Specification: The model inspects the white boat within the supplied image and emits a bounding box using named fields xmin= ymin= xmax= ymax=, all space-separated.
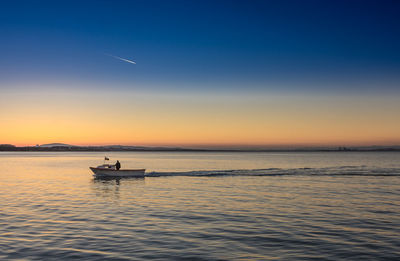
xmin=90 ymin=164 xmax=145 ymax=177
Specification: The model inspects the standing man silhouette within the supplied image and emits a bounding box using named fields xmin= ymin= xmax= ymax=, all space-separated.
xmin=115 ymin=160 xmax=121 ymax=170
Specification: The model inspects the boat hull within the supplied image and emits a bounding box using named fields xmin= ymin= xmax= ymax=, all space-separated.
xmin=90 ymin=167 xmax=146 ymax=177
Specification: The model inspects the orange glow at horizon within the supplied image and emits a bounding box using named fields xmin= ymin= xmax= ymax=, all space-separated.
xmin=1 ymin=89 xmax=400 ymax=147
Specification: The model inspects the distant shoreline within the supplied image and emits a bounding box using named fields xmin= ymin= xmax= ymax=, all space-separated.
xmin=1 ymin=144 xmax=400 ymax=153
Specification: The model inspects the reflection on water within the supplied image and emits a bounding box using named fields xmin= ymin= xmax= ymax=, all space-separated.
xmin=0 ymin=152 xmax=399 ymax=260
xmin=92 ymin=177 xmax=145 ymax=199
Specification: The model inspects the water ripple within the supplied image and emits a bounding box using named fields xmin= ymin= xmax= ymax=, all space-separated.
xmin=1 ymin=152 xmax=400 ymax=260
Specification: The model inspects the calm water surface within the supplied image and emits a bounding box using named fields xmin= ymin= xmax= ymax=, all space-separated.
xmin=0 ymin=151 xmax=400 ymax=260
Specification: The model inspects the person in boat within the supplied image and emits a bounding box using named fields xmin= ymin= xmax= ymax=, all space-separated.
xmin=115 ymin=160 xmax=121 ymax=170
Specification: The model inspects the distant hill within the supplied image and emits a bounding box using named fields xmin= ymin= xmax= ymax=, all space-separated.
xmin=0 ymin=144 xmax=16 ymax=148
xmin=39 ymin=143 xmax=78 ymax=148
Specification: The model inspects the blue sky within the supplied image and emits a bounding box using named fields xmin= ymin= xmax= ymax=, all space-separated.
xmin=1 ymin=0 xmax=400 ymax=146
xmin=1 ymin=0 xmax=400 ymax=93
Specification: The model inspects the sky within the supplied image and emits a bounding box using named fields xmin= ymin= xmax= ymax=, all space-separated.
xmin=1 ymin=0 xmax=400 ymax=147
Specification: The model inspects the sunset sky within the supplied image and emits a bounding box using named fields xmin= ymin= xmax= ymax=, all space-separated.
xmin=1 ymin=0 xmax=400 ymax=147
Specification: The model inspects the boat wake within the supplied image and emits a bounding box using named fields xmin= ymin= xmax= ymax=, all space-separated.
xmin=146 ymin=166 xmax=400 ymax=177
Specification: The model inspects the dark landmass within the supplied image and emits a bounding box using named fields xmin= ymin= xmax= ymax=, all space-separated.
xmin=1 ymin=143 xmax=400 ymax=152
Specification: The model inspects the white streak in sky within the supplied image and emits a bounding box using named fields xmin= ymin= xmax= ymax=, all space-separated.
xmin=105 ymin=53 xmax=136 ymax=64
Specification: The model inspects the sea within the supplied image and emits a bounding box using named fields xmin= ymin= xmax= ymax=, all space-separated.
xmin=0 ymin=151 xmax=399 ymax=260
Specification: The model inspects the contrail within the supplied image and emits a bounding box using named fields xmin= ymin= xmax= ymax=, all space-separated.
xmin=105 ymin=53 xmax=136 ymax=64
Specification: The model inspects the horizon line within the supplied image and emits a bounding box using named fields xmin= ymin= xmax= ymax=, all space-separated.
xmin=2 ymin=143 xmax=400 ymax=149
